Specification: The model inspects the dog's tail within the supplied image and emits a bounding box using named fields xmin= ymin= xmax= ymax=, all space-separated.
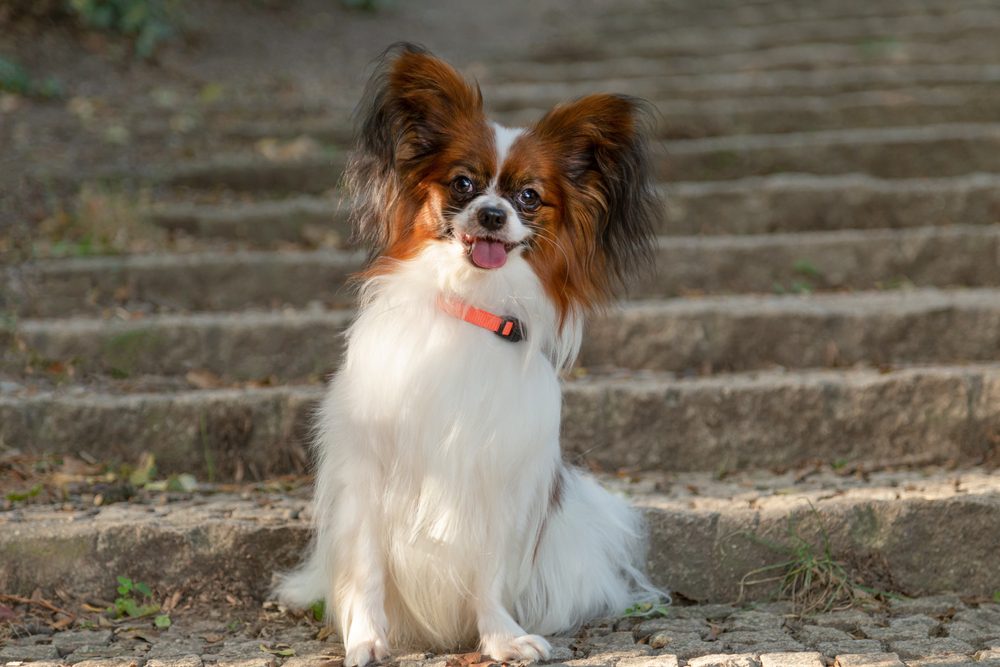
xmin=273 ymin=546 xmax=327 ymax=609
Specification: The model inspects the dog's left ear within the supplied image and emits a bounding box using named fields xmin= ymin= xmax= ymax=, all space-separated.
xmin=532 ymin=94 xmax=658 ymax=289
xmin=347 ymin=43 xmax=485 ymax=254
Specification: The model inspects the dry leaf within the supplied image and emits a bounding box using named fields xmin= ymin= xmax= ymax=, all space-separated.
xmin=186 ymin=369 xmax=224 ymax=389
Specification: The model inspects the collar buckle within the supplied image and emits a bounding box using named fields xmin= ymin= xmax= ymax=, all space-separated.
xmin=495 ymin=315 xmax=525 ymax=343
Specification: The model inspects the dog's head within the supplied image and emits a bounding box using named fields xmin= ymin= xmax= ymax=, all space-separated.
xmin=347 ymin=43 xmax=657 ymax=321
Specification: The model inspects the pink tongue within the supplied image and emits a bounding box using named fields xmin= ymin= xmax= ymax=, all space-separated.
xmin=470 ymin=239 xmax=508 ymax=269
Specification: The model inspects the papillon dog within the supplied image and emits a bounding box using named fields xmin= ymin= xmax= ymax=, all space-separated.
xmin=276 ymin=43 xmax=665 ymax=666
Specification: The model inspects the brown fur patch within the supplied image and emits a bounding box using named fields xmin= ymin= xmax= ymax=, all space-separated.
xmin=348 ymin=44 xmax=496 ymax=277
xmin=503 ymin=94 xmax=657 ymax=324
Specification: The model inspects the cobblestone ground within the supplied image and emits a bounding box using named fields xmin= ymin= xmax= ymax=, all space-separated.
xmin=4 ymin=598 xmax=1000 ymax=667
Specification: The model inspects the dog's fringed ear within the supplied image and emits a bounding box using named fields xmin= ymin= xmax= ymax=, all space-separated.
xmin=346 ymin=43 xmax=485 ymax=255
xmin=532 ymin=94 xmax=658 ymax=292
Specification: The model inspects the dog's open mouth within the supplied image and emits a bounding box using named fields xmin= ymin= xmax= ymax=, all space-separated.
xmin=461 ymin=234 xmax=518 ymax=270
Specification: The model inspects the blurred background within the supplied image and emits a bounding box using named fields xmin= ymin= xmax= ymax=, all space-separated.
xmin=3 ymin=0 xmax=1000 ymax=626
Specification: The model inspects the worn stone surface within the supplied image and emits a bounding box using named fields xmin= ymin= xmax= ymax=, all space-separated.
xmin=758 ymin=653 xmax=824 ymax=667
xmin=579 ymin=288 xmax=1000 ymax=374
xmin=149 ymin=197 xmax=348 ymax=246
xmin=663 ymin=173 xmax=1000 ymax=236
xmin=617 ymin=656 xmax=681 ymax=667
xmin=816 ymin=641 xmax=885 ymax=656
xmin=687 ymin=654 xmax=759 ymax=667
xmin=52 ymin=630 xmax=114 ymax=657
xmin=886 ymin=637 xmax=976 ymax=659
xmin=861 ymin=616 xmax=937 ymax=642
xmin=0 ymin=643 xmax=61 ymax=661
xmin=887 ymin=596 xmax=965 ymax=617
xmin=978 ymin=646 xmax=1000 ymax=660
xmin=833 ymin=654 xmax=905 ymax=667
xmin=4 ymin=473 xmax=1000 ymax=602
xmin=796 ymin=625 xmax=852 ymax=645
xmin=14 ymin=225 xmax=1000 ymax=318
xmin=146 ymin=657 xmax=204 ymax=667
xmin=2 ymin=598 xmax=997 ymax=665
xmin=7 ymin=363 xmax=1000 ymax=480
xmin=658 ymin=124 xmax=1000 ymax=181
xmin=14 ymin=288 xmax=1000 ymax=381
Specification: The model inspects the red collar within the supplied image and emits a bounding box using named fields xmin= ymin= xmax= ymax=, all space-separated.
xmin=437 ymin=296 xmax=526 ymax=343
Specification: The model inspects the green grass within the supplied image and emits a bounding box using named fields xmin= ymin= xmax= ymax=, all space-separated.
xmin=739 ymin=503 xmax=892 ymax=616
xmin=5 ymin=483 xmax=42 ymax=503
xmin=33 ymin=183 xmax=163 ymax=260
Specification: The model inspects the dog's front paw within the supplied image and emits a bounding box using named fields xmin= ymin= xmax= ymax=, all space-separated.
xmin=482 ymin=634 xmax=551 ymax=663
xmin=344 ymin=636 xmax=390 ymax=667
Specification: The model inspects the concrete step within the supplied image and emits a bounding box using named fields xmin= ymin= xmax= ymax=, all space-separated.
xmin=159 ymin=153 xmax=346 ymax=194
xmin=595 ymin=0 xmax=996 ymax=31
xmin=149 ymin=195 xmax=349 ymax=244
xmin=142 ymin=86 xmax=1000 ymax=144
xmin=662 ymin=123 xmax=1000 ymax=181
xmin=136 ymin=85 xmax=1000 ymax=146
xmin=152 ymin=125 xmax=1000 ymax=191
xmin=10 ymin=225 xmax=1000 ymax=317
xmin=9 ymin=249 xmax=363 ymax=317
xmin=2 ymin=468 xmax=998 ymax=604
xmin=10 ymin=287 xmax=1000 ymax=380
xmin=556 ymin=9 xmax=1000 ymax=59
xmin=665 ymin=173 xmax=1000 ymax=236
xmin=579 ymin=288 xmax=1000 ymax=374
xmin=483 ymin=38 xmax=1000 ymax=84
xmin=487 ymin=65 xmax=1000 ymax=109
xmin=512 ymin=87 xmax=1000 ymax=140
xmin=3 ymin=364 xmax=998 ymax=480
xmin=134 ymin=173 xmax=1000 ymax=245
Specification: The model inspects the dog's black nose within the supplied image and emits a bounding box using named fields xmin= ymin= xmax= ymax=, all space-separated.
xmin=478 ymin=207 xmax=506 ymax=231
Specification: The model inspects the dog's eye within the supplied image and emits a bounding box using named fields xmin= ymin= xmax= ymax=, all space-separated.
xmin=451 ymin=176 xmax=475 ymax=196
xmin=516 ymin=188 xmax=540 ymax=211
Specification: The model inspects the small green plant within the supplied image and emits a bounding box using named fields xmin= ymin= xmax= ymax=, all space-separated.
xmin=112 ymin=576 xmax=159 ymax=618
xmin=739 ymin=504 xmax=889 ymax=616
xmin=5 ymin=483 xmax=42 ymax=503
xmin=309 ymin=600 xmax=325 ymax=622
xmin=623 ymin=600 xmax=671 ymax=618
xmin=68 ymin=0 xmax=183 ymax=58
xmin=792 ymin=259 xmax=824 ymax=281
xmin=993 ymin=590 xmax=1000 ymax=604
xmin=110 ymin=575 xmax=170 ymax=628
xmin=0 ymin=56 xmax=63 ymax=98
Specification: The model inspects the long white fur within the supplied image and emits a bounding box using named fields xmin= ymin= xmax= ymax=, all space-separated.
xmin=275 ymin=124 xmax=660 ymax=667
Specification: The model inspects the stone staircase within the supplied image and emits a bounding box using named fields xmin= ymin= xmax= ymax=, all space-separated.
xmin=3 ymin=0 xmax=1000 ymax=664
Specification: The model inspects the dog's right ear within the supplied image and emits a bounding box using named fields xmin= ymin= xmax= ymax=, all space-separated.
xmin=346 ymin=43 xmax=484 ymax=255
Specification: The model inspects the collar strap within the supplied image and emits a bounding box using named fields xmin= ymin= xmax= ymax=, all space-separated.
xmin=438 ymin=296 xmax=526 ymax=343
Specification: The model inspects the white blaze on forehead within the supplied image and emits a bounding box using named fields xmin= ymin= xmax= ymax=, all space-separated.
xmin=491 ymin=122 xmax=524 ymax=188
